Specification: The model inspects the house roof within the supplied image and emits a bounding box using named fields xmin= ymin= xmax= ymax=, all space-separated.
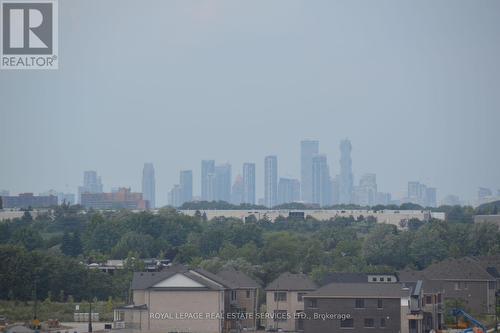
xmin=320 ymin=272 xmax=398 ymax=286
xmin=472 ymin=255 xmax=500 ymax=278
xmin=217 ymin=267 xmax=260 ymax=289
xmin=131 ymin=264 xmax=226 ymax=291
xmin=265 ymin=272 xmax=317 ymax=291
xmin=304 ymin=282 xmax=408 ymax=298
xmin=423 ymin=257 xmax=495 ymax=281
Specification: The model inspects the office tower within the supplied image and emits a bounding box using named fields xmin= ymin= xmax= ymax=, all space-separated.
xmin=215 ymin=163 xmax=232 ymax=202
xmin=407 ymin=181 xmax=437 ymax=207
xmin=407 ymin=181 xmax=421 ymax=200
xmin=376 ymin=192 xmax=392 ymax=206
xmin=330 ymin=176 xmax=340 ymax=205
xmin=201 ymin=160 xmax=215 ymax=201
xmin=142 ymin=163 xmax=156 ymax=209
xmin=242 ymin=163 xmax=256 ymax=204
xmin=231 ymin=175 xmax=244 ymax=205
xmin=78 ymin=170 xmax=103 ymax=203
xmin=168 ymin=185 xmax=183 ymax=208
xmin=425 ymin=187 xmax=437 ymax=207
xmin=278 ymin=178 xmax=301 ymax=205
xmin=206 ymin=173 xmax=216 ymax=201
xmin=180 ymin=170 xmax=193 ymax=205
xmin=264 ymin=155 xmax=278 ymax=207
xmin=355 ymin=173 xmax=377 ymax=206
xmin=0 ymin=190 xmax=9 ymax=197
xmin=339 ymin=139 xmax=353 ymax=204
xmin=301 ymin=140 xmax=319 ymax=203
xmin=312 ymin=154 xmax=331 ymax=207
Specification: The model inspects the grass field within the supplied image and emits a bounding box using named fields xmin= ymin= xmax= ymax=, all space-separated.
xmin=0 ymin=300 xmax=121 ymax=322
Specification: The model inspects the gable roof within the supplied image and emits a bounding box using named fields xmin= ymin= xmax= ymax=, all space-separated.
xmin=304 ymin=282 xmax=408 ymax=298
xmin=265 ymin=272 xmax=317 ymax=291
xmin=217 ymin=267 xmax=260 ymax=289
xmin=472 ymin=255 xmax=500 ymax=278
xmin=423 ymin=257 xmax=495 ymax=281
xmin=131 ymin=264 xmax=226 ymax=291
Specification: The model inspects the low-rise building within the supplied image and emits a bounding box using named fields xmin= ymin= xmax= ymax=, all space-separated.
xmin=81 ymin=187 xmax=149 ymax=210
xmin=265 ymin=273 xmax=317 ymax=332
xmin=114 ymin=264 xmax=260 ymax=333
xmin=1 ymin=193 xmax=57 ymax=209
xmin=303 ymin=281 xmax=427 ymax=333
xmin=399 ymin=256 xmax=498 ymax=315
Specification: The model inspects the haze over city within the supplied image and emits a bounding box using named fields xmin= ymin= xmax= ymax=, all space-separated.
xmin=1 ymin=0 xmax=500 ymax=205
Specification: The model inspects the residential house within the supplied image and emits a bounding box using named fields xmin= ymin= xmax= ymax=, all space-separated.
xmin=113 ymin=264 xmax=259 ymax=333
xmin=265 ymin=273 xmax=317 ymax=332
xmin=399 ymin=257 xmax=498 ymax=315
xmin=302 ymin=281 xmax=427 ymax=333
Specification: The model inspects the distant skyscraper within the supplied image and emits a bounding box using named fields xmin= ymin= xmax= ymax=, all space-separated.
xmin=354 ymin=173 xmax=377 ymax=206
xmin=312 ymin=154 xmax=331 ymax=207
xmin=278 ymin=178 xmax=301 ymax=205
xmin=180 ymin=170 xmax=193 ymax=205
xmin=264 ymin=155 xmax=278 ymax=207
xmin=168 ymin=184 xmax=183 ymax=207
xmin=78 ymin=170 xmax=103 ymax=203
xmin=301 ymin=140 xmax=319 ymax=203
xmin=142 ymin=163 xmax=156 ymax=208
xmin=426 ymin=187 xmax=437 ymax=207
xmin=206 ymin=173 xmax=216 ymax=201
xmin=242 ymin=163 xmax=256 ymax=204
xmin=215 ymin=163 xmax=232 ymax=202
xmin=339 ymin=139 xmax=354 ymax=204
xmin=231 ymin=175 xmax=244 ymax=205
xmin=407 ymin=181 xmax=437 ymax=207
xmin=330 ymin=176 xmax=340 ymax=205
xmin=201 ymin=160 xmax=215 ymax=201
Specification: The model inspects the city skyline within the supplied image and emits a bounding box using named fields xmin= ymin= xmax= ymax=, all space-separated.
xmin=4 ymin=138 xmax=498 ymax=207
xmin=1 ymin=2 xmax=500 ymax=205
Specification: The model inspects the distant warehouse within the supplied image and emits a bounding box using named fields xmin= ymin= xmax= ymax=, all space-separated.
xmin=1 ymin=193 xmax=57 ymax=209
xmin=179 ymin=209 xmax=445 ymax=228
xmin=81 ymin=187 xmax=149 ymax=210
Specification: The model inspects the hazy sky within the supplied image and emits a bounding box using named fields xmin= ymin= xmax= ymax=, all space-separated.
xmin=1 ymin=0 xmax=500 ymax=205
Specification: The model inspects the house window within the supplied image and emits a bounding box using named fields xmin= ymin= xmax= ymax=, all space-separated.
xmin=297 ymin=293 xmax=306 ymax=302
xmin=231 ymin=290 xmax=237 ymax=301
xmin=380 ymin=318 xmax=386 ymax=327
xmin=274 ymin=291 xmax=287 ymax=302
xmin=387 ymin=277 xmax=392 ymax=282
xmin=437 ymin=294 xmax=442 ymax=303
xmin=364 ymin=318 xmax=375 ymax=328
xmin=308 ymin=299 xmax=318 ymax=308
xmin=372 ymin=277 xmax=377 ymax=282
xmin=340 ymin=318 xmax=354 ymax=328
xmin=274 ymin=310 xmax=288 ymax=322
xmin=380 ymin=277 xmax=385 ymax=282
xmin=377 ymin=299 xmax=383 ymax=309
xmin=425 ymin=295 xmax=432 ymax=305
xmin=355 ymin=299 xmax=365 ymax=309
xmin=246 ymin=290 xmax=251 ymax=298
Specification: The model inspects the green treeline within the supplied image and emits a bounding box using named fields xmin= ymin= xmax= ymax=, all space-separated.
xmin=0 ymin=202 xmax=499 ymax=303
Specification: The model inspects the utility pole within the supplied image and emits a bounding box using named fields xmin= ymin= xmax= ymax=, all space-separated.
xmin=88 ymin=300 xmax=93 ymax=333
xmin=495 ymin=290 xmax=500 ymax=333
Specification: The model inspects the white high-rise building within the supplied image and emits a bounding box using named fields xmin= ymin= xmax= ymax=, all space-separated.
xmin=264 ymin=155 xmax=278 ymax=208
xmin=142 ymin=163 xmax=156 ymax=208
xmin=301 ymin=140 xmax=319 ymax=203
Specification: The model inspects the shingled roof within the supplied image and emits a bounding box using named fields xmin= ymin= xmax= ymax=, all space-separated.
xmin=265 ymin=272 xmax=317 ymax=291
xmin=131 ymin=264 xmax=226 ymax=290
xmin=217 ymin=267 xmax=260 ymax=289
xmin=304 ymin=282 xmax=408 ymax=298
xmin=423 ymin=257 xmax=495 ymax=281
